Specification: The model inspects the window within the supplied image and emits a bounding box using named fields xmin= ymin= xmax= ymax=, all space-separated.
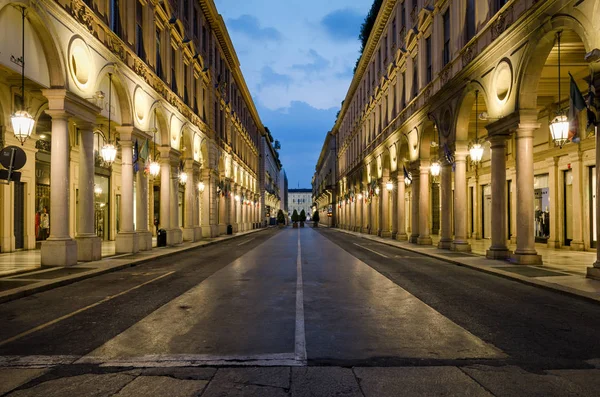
xmin=443 ymin=10 xmax=450 ymax=67
xmin=378 ymin=48 xmax=382 ymax=73
xmin=110 ymin=0 xmax=123 ymax=38
xmin=402 ymin=1 xmax=407 ymax=29
xmin=383 ymin=35 xmax=388 ymax=62
xmin=202 ymin=26 xmax=208 ymax=53
xmin=184 ymin=62 xmax=190 ymax=104
xmin=171 ymin=48 xmax=177 ymax=93
xmin=466 ymin=0 xmax=475 ymax=42
xmin=412 ymin=56 xmax=418 ymax=98
xmin=194 ymin=8 xmax=199 ymax=38
xmin=156 ymin=28 xmax=163 ymax=79
xmin=426 ymin=37 xmax=432 ymax=84
xmin=136 ymin=1 xmax=145 ymax=61
xmin=392 ymin=18 xmax=396 ymax=45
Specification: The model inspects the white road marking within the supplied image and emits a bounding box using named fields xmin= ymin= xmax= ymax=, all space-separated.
xmin=237 ymin=237 xmax=255 ymax=246
xmin=353 ymin=243 xmax=389 ymax=258
xmin=0 ymin=271 xmax=176 ymax=348
xmin=295 ymin=230 xmax=307 ymax=363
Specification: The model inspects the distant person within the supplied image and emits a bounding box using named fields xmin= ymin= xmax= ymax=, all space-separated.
xmin=39 ymin=207 xmax=50 ymax=240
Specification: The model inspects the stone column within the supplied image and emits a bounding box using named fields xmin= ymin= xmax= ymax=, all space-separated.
xmin=588 ymin=121 xmax=600 ymax=279
xmin=391 ymin=178 xmax=398 ymax=238
xmin=451 ymin=143 xmax=471 ymax=252
xmin=170 ymin=160 xmax=183 ymax=244
xmin=438 ymin=162 xmax=453 ymax=249
xmin=511 ymin=120 xmax=542 ymax=264
xmin=366 ymin=195 xmax=372 ymax=234
xmin=159 ymin=146 xmax=172 ymax=243
xmin=570 ymin=153 xmax=585 ymax=251
xmin=41 ymin=111 xmax=77 ymax=266
xmin=201 ymin=169 xmax=217 ymax=237
xmin=135 ymin=154 xmax=152 ymax=251
xmin=379 ymin=175 xmax=391 ymax=237
xmin=231 ymin=184 xmax=239 ymax=233
xmin=115 ymin=129 xmax=139 ymax=254
xmin=486 ymin=132 xmax=510 ymax=259
xmin=75 ymin=124 xmax=102 ymax=261
xmin=509 ymin=168 xmax=518 ymax=243
xmin=396 ymin=173 xmax=408 ymax=240
xmin=473 ymin=174 xmax=481 ymax=239
xmin=183 ymin=159 xmax=196 ymax=242
xmin=193 ymin=163 xmax=203 ymax=240
xmin=418 ymin=161 xmax=432 ymax=245
xmin=546 ymin=157 xmax=560 ymax=249
xmin=409 ymin=165 xmax=420 ymax=244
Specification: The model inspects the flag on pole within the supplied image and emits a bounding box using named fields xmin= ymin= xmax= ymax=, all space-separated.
xmin=587 ymin=80 xmax=597 ymax=133
xmin=139 ymin=139 xmax=149 ymax=161
xmin=568 ymin=72 xmax=586 ymax=143
xmin=133 ymin=139 xmax=139 ymax=173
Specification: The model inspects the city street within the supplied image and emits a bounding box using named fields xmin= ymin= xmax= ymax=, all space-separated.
xmin=1 ymin=227 xmax=600 ymax=396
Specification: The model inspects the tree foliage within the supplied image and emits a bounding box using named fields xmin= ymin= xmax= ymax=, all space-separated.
xmin=277 ymin=209 xmax=285 ymax=224
xmin=292 ymin=209 xmax=299 ymax=223
xmin=354 ymin=0 xmax=384 ymax=73
xmin=300 ymin=210 xmax=306 ymax=222
xmin=312 ymin=211 xmax=320 ymax=223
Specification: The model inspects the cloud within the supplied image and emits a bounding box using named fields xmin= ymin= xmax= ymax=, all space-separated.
xmin=292 ymin=49 xmax=330 ymax=74
xmin=258 ymin=101 xmax=338 ymax=188
xmin=321 ymin=8 xmax=364 ymax=41
xmin=259 ymin=66 xmax=292 ymax=89
xmin=226 ymin=14 xmax=282 ymax=41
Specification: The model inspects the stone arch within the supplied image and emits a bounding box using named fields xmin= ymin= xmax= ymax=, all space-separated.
xmin=517 ymin=14 xmax=593 ymax=111
xmin=0 ymin=2 xmax=66 ymax=88
xmin=94 ymin=65 xmax=133 ymax=126
xmin=418 ymin=119 xmax=437 ymax=160
xmin=455 ymin=81 xmax=489 ymax=143
xmin=200 ymin=138 xmax=209 ymax=168
xmin=149 ymin=103 xmax=169 ymax=147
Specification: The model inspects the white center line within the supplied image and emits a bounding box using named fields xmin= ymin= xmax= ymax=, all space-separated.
xmin=0 ymin=271 xmax=176 ymax=348
xmin=295 ymin=229 xmax=307 ymax=364
xmin=353 ymin=243 xmax=389 ymax=258
xmin=237 ymin=237 xmax=255 ymax=246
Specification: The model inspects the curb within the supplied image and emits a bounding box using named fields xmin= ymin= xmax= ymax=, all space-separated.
xmin=0 ymin=228 xmax=270 ymax=305
xmin=332 ymin=228 xmax=600 ymax=305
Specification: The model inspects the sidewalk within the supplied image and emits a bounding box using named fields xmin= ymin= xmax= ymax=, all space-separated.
xmin=334 ymin=229 xmax=600 ymax=304
xmin=0 ymin=228 xmax=268 ymax=304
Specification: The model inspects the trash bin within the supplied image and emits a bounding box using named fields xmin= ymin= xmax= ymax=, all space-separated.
xmin=227 ymin=224 xmax=233 ymax=235
xmin=157 ymin=229 xmax=167 ymax=247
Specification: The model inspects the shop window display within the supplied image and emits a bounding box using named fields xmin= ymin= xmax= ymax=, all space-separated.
xmin=534 ymin=174 xmax=550 ymax=242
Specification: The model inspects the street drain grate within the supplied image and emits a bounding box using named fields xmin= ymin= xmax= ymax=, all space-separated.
xmin=497 ymin=266 xmax=567 ymax=278
xmin=0 ymin=280 xmax=37 ymax=292
xmin=438 ymin=253 xmax=477 ymax=258
xmin=11 ymin=268 xmax=95 ymax=280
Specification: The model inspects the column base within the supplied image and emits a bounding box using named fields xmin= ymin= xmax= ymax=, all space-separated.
xmin=510 ymin=251 xmax=543 ymax=265
xmin=194 ymin=227 xmax=203 ymax=241
xmin=167 ymin=228 xmax=183 ymax=246
xmin=451 ymin=241 xmax=472 ymax=252
xmin=370 ymin=229 xmax=378 ymax=236
xmin=381 ymin=231 xmax=392 ymax=238
xmin=183 ymin=227 xmax=196 ymax=242
xmin=409 ymin=234 xmax=419 ymax=244
xmin=417 ymin=236 xmax=432 ymax=245
xmin=76 ymin=235 xmax=102 ymax=261
xmin=570 ymin=240 xmax=585 ymax=251
xmin=116 ymin=232 xmax=139 ymax=254
xmin=438 ymin=238 xmax=452 ymax=249
xmin=136 ymin=231 xmax=153 ymax=251
xmin=547 ymin=239 xmax=561 ymax=249
xmin=218 ymin=224 xmax=227 ymax=235
xmin=587 ymin=263 xmax=600 ymax=280
xmin=41 ymin=239 xmax=78 ymax=267
xmin=486 ymin=247 xmax=510 ymax=260
xmin=396 ymin=233 xmax=408 ymax=241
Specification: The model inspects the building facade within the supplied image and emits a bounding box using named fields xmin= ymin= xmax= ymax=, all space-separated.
xmin=0 ymin=0 xmax=269 ymax=266
xmin=313 ymin=131 xmax=336 ymax=226
xmin=259 ymin=134 xmax=281 ymax=225
xmin=288 ymin=189 xmax=312 ymax=219
xmin=327 ymin=0 xmax=600 ymax=277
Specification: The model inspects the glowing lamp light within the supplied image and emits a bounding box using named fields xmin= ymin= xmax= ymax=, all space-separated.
xmin=235 ymin=195 xmax=240 ymax=202
xmin=375 ymin=187 xmax=380 ymax=195
xmin=430 ymin=161 xmax=441 ymax=177
xmin=11 ymin=110 xmax=35 ymax=145
xmin=94 ymin=184 xmax=103 ymax=196
xmin=198 ymin=181 xmax=205 ymax=192
xmin=100 ymin=142 xmax=117 ymax=165
xmin=179 ymin=172 xmax=188 ymax=185
xmin=469 ymin=142 xmax=484 ymax=164
xmin=149 ymin=160 xmax=161 ymax=177
xmin=357 ymin=193 xmax=363 ymax=200
xmin=385 ymin=181 xmax=394 ymax=191
xmin=549 ymin=113 xmax=569 ymax=148
xmin=404 ymin=173 xmax=412 ymax=186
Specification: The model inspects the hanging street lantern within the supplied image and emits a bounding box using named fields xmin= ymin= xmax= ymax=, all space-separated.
xmin=469 ymin=90 xmax=485 ymax=166
xmin=198 ymin=181 xmax=205 ymax=192
xmin=179 ymin=171 xmax=188 ymax=185
xmin=100 ymin=73 xmax=117 ymax=165
xmin=430 ymin=161 xmax=441 ymax=178
xmin=385 ymin=180 xmax=394 ymax=191
xmin=549 ymin=31 xmax=569 ymax=148
xmin=149 ymin=160 xmax=161 ymax=177
xmin=11 ymin=7 xmax=35 ymax=145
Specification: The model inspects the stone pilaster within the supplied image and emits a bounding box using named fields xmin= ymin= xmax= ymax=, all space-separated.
xmin=438 ymin=162 xmax=453 ymax=249
xmin=451 ymin=143 xmax=471 ymax=252
xmin=410 ymin=163 xmax=420 ymax=244
xmin=115 ymin=128 xmax=139 ymax=254
xmin=183 ymin=159 xmax=196 ymax=242
xmin=417 ymin=161 xmax=432 ymax=245
xmin=396 ymin=173 xmax=408 ymax=241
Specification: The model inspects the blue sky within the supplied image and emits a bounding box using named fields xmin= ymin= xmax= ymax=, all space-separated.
xmin=214 ymin=0 xmax=372 ymax=188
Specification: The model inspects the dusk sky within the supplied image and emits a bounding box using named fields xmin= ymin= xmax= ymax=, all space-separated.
xmin=214 ymin=0 xmax=373 ymax=189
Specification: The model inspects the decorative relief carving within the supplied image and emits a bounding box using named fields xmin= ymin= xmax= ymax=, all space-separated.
xmin=491 ymin=6 xmax=513 ymax=40
xmin=70 ymin=0 xmax=94 ymax=33
xmin=462 ymin=44 xmax=475 ymax=68
xmin=440 ymin=66 xmax=451 ymax=85
xmin=134 ymin=59 xmax=147 ymax=80
xmin=107 ymin=33 xmax=126 ymax=62
xmin=424 ymin=87 xmax=432 ymax=101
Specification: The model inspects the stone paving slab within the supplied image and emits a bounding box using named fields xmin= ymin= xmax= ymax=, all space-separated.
xmin=0 ymin=368 xmax=47 ymax=395
xmin=547 ymin=369 xmax=600 ymax=396
xmin=354 ymin=366 xmax=492 ymax=397
xmin=113 ymin=376 xmax=208 ymax=397
xmin=0 ymin=228 xmax=268 ymax=304
xmin=211 ymin=367 xmax=291 ymax=389
xmin=333 ymin=229 xmax=600 ymax=305
xmin=290 ymin=367 xmax=362 ymax=397
xmin=6 ymin=373 xmax=135 ymax=397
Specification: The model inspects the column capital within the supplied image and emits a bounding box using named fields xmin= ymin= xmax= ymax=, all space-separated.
xmin=44 ymin=110 xmax=70 ymax=121
xmin=42 ymin=89 xmax=101 ymax=124
xmin=454 ymin=141 xmax=469 ymax=160
xmin=115 ymin=125 xmax=141 ymax=142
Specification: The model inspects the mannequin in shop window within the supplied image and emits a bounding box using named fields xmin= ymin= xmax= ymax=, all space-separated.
xmin=543 ymin=206 xmax=550 ymax=237
xmin=39 ymin=207 xmax=49 ymax=240
xmin=535 ymin=206 xmax=542 ymax=237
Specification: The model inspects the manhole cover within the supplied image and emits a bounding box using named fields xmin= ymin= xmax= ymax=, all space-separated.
xmin=12 ymin=268 xmax=94 ymax=280
xmin=497 ymin=266 xmax=566 ymax=278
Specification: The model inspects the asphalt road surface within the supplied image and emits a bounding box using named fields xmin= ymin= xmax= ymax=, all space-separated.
xmin=1 ymin=227 xmax=599 ymax=396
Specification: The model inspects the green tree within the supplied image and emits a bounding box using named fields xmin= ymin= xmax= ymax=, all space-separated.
xmin=277 ymin=209 xmax=285 ymax=224
xmin=292 ymin=210 xmax=299 ymax=223
xmin=312 ymin=211 xmax=320 ymax=223
xmin=353 ymin=0 xmax=384 ymax=73
xmin=300 ymin=210 xmax=307 ymax=222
